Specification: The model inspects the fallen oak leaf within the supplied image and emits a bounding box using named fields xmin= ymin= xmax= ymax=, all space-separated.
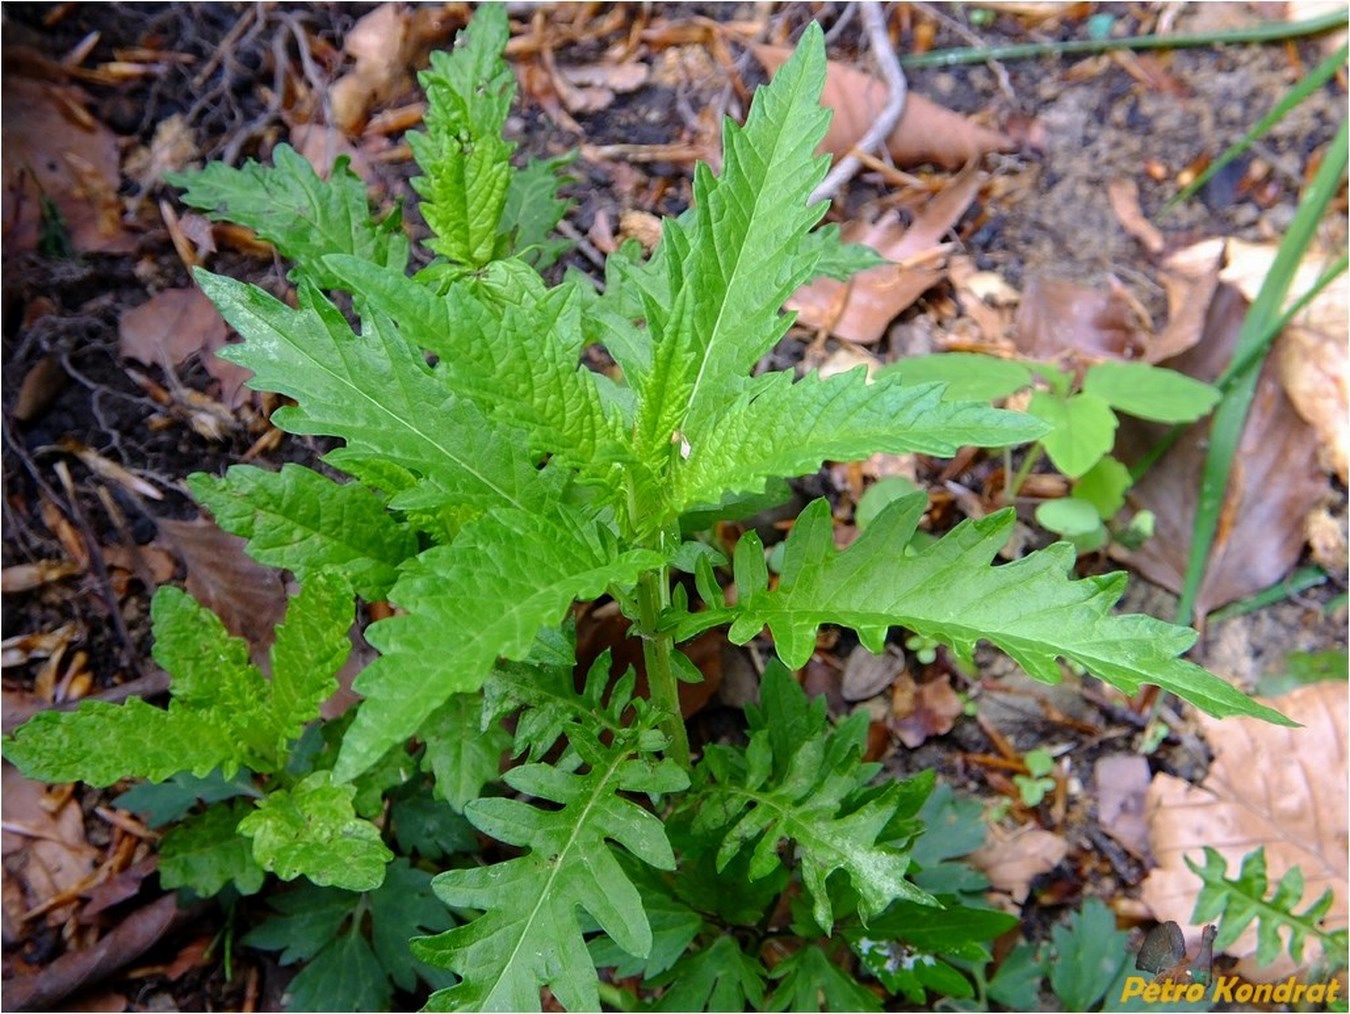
xmin=788 ymin=164 xmax=985 ymax=343
xmin=1116 ymin=285 xmax=1327 ymax=617
xmin=753 ymin=45 xmax=1015 ymax=170
xmin=1140 ymin=680 xmax=1348 ymax=968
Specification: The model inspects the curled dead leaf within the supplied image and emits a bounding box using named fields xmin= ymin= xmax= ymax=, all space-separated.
xmin=753 ymin=45 xmax=1014 ymax=170
xmin=969 ymin=822 xmax=1069 ymax=903
xmin=889 ymin=671 xmax=964 ymax=748
xmin=789 ymin=165 xmax=984 ymax=343
xmin=2 ymin=765 xmax=99 ymax=926
xmin=1093 ymin=753 xmax=1153 ymax=858
xmin=117 ymin=286 xmax=250 ymax=406
xmin=1118 ymin=285 xmax=1328 ymax=617
xmin=1141 ymin=680 xmax=1347 ymax=967
xmin=1012 ymin=239 xmax=1224 ymax=364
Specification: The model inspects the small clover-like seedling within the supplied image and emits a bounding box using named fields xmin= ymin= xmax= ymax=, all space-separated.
xmin=3 ymin=8 xmax=1292 ymax=1012
xmin=887 ymin=352 xmax=1220 ymax=548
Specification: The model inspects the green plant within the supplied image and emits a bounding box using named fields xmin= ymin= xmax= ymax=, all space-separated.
xmin=886 ymin=353 xmax=1218 ymax=549
xmin=1187 ymin=848 xmax=1349 ymax=973
xmin=1012 ymin=748 xmax=1056 ymax=808
xmin=3 ymin=10 xmax=1293 ymax=1011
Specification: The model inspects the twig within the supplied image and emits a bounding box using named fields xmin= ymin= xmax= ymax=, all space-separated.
xmin=52 ymin=461 xmax=143 ymax=681
xmin=811 ymin=1 xmax=908 ymax=204
xmin=911 ymin=1 xmax=1015 ymax=100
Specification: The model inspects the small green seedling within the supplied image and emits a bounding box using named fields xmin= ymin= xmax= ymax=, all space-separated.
xmin=889 ymin=352 xmax=1218 ymax=550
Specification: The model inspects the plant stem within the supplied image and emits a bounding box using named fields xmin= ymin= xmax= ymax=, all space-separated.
xmin=1008 ymin=442 xmax=1044 ymax=500
xmin=597 ymin=981 xmax=638 ymax=1012
xmin=897 ymin=10 xmax=1348 ymax=69
xmin=637 ymin=569 xmax=691 ymax=769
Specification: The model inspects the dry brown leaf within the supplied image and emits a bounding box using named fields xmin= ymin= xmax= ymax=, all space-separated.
xmin=117 ymin=286 xmax=251 ymax=406
xmin=788 ymin=165 xmax=984 ymax=343
xmin=1094 ymin=753 xmax=1152 ymax=857
xmin=753 ymin=46 xmax=1014 ymax=170
xmin=1 ymin=560 xmax=81 ymax=594
xmin=330 ymin=4 xmax=458 ymax=135
xmin=13 ymin=355 xmax=69 ymax=423
xmin=1012 ymin=240 xmax=1224 ymax=364
xmin=1118 ymin=285 xmax=1328 ymax=617
xmin=1141 ymin=681 xmax=1348 ymax=965
xmin=554 ymin=60 xmax=649 ymax=112
xmin=1107 ymin=177 xmax=1165 ymax=255
xmin=969 ymin=822 xmax=1069 ymax=902
xmin=1015 ymin=274 xmax=1152 ymax=361
xmin=123 ymin=113 xmax=198 ymax=193
xmin=118 ymin=287 xmax=228 ymax=370
xmin=157 ymin=517 xmax=286 ymax=652
xmin=2 ymin=76 xmax=132 ymax=255
xmin=890 ymin=672 xmax=964 ymax=748
xmin=841 ymin=645 xmax=903 ymax=702
xmin=1218 ymin=239 xmax=1349 ymax=482
xmin=1 ymin=765 xmax=99 ymax=925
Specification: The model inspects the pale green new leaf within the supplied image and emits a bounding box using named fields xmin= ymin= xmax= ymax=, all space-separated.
xmin=334 ymin=505 xmax=662 ymax=780
xmin=1028 ymin=391 xmax=1118 ymax=479
xmin=633 ymin=22 xmax=832 ymax=466
xmin=1082 ymin=360 xmax=1220 ymax=424
xmin=711 ymin=495 xmax=1291 ymax=726
xmin=159 ymin=799 xmax=266 ymax=897
xmin=3 ymin=697 xmax=240 ymax=786
xmin=325 ymin=256 xmax=623 ymax=467
xmin=189 ymin=464 xmax=416 ymax=599
xmin=267 ymin=572 xmax=353 ymax=751
xmin=420 ymin=693 xmax=510 ymax=811
xmin=415 ymin=728 xmax=689 ymax=1012
xmin=238 ymin=772 xmax=392 ymax=892
xmin=410 ymin=4 xmax=515 ymax=267
xmin=670 ymin=369 xmax=1045 ymax=515
xmin=171 ymin=144 xmax=408 ymax=289
xmin=195 ymin=271 xmax=550 ymax=512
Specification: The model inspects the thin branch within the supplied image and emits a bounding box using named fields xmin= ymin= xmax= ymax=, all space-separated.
xmin=811 ymin=1 xmax=908 ymax=205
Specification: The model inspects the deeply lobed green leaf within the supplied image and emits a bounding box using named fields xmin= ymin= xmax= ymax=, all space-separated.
xmin=334 ymin=505 xmax=661 ymax=780
xmin=417 ymin=725 xmax=688 ymax=1011
xmin=410 ymin=4 xmax=515 ymax=268
xmin=171 ymin=144 xmax=408 ymax=289
xmin=190 ymin=464 xmax=416 ymax=599
xmin=684 ymin=495 xmax=1290 ymax=726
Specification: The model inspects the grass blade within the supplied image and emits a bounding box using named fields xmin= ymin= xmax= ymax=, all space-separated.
xmin=1176 ymin=115 xmax=1348 ymax=625
xmin=1163 ymin=42 xmax=1348 ymax=213
xmin=1129 ymin=250 xmax=1349 ymax=483
xmin=899 ymin=10 xmax=1349 ymax=69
